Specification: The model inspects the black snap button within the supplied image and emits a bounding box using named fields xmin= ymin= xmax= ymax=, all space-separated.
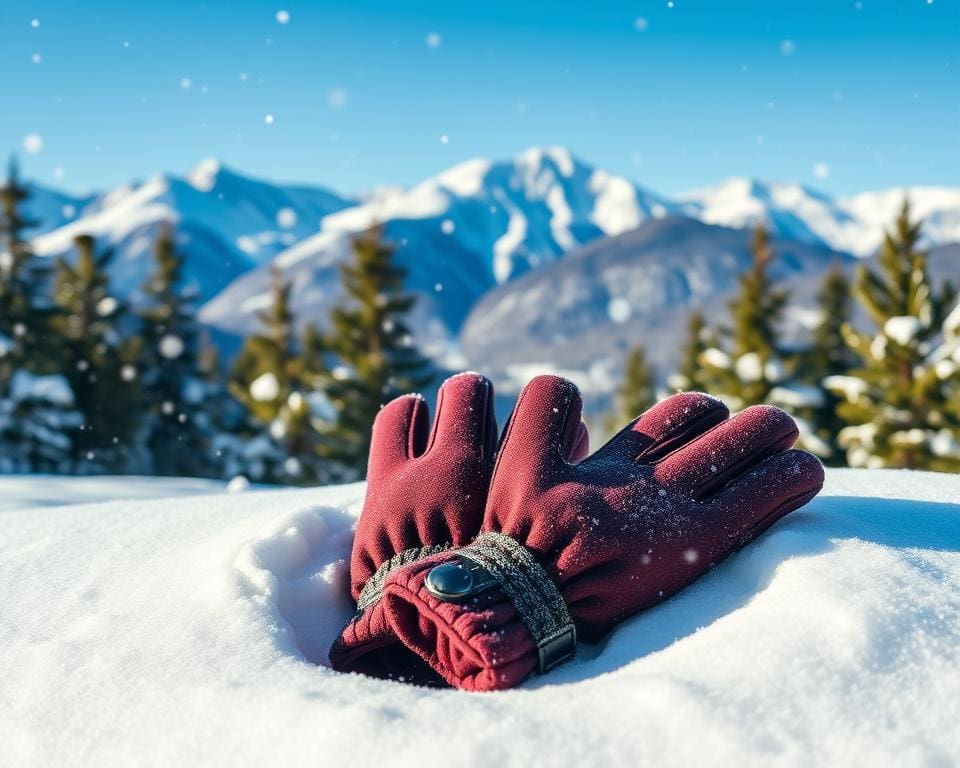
xmin=425 ymin=563 xmax=475 ymax=600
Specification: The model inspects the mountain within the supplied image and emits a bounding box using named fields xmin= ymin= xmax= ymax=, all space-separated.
xmin=20 ymin=147 xmax=960 ymax=372
xmin=30 ymin=160 xmax=352 ymax=301
xmin=680 ymin=178 xmax=960 ymax=256
xmin=22 ymin=182 xmax=96 ymax=236
xmin=198 ymin=147 xmax=674 ymax=354
xmin=459 ymin=216 xmax=854 ymax=409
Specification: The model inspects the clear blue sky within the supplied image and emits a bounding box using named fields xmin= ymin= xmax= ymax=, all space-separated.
xmin=1 ymin=0 xmax=957 ymax=197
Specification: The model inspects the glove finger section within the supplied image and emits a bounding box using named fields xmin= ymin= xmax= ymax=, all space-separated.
xmin=425 ymin=372 xmax=496 ymax=458
xmin=593 ymin=392 xmax=729 ymax=464
xmin=654 ymin=404 xmax=799 ymax=499
xmin=567 ymin=420 xmax=590 ymax=463
xmin=367 ymin=394 xmax=430 ymax=477
xmin=495 ymin=375 xmax=584 ymax=478
xmin=704 ymin=449 xmax=824 ymax=542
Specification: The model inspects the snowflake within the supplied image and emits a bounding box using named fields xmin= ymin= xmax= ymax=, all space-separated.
xmin=276 ymin=207 xmax=297 ymax=229
xmin=159 ymin=334 xmax=185 ymax=360
xmin=327 ymin=87 xmax=348 ymax=110
xmin=22 ymin=134 xmax=43 ymax=155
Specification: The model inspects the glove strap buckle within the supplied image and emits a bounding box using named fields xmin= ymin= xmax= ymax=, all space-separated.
xmin=429 ymin=532 xmax=577 ymax=675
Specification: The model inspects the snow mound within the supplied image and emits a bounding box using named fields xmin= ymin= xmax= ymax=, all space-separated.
xmin=232 ymin=504 xmax=355 ymax=664
xmin=1 ymin=470 xmax=959 ymax=766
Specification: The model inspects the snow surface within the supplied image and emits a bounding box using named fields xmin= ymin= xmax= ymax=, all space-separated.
xmin=2 ymin=469 xmax=959 ymax=766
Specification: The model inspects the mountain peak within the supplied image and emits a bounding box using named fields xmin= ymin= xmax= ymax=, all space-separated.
xmin=187 ymin=157 xmax=226 ymax=192
xmin=516 ymin=145 xmax=580 ymax=177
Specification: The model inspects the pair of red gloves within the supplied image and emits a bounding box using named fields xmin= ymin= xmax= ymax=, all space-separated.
xmin=329 ymin=372 xmax=823 ymax=691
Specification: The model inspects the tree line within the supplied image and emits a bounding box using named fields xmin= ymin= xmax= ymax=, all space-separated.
xmin=3 ymin=157 xmax=959 ymax=481
xmin=610 ymin=202 xmax=960 ymax=472
xmin=0 ymin=159 xmax=432 ymax=483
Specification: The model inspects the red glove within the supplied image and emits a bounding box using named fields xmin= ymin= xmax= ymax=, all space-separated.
xmin=380 ymin=375 xmax=825 ymax=691
xmin=328 ymin=371 xmax=588 ymax=681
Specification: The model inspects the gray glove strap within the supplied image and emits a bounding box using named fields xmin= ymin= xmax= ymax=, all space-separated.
xmin=356 ymin=543 xmax=451 ymax=612
xmin=427 ymin=532 xmax=577 ymax=674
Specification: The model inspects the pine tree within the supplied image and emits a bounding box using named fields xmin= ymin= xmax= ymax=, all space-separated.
xmin=137 ymin=226 xmax=221 ymax=477
xmin=603 ymin=344 xmax=656 ymax=439
xmin=803 ymin=267 xmax=856 ymax=464
xmin=0 ymin=158 xmax=79 ymax=471
xmin=52 ymin=234 xmax=143 ymax=472
xmin=669 ymin=311 xmax=711 ymax=392
xmin=317 ymin=226 xmax=433 ymax=479
xmin=0 ymin=157 xmax=56 ymax=368
xmin=827 ymin=200 xmax=960 ymax=470
xmin=618 ymin=345 xmax=655 ymax=420
xmin=700 ymin=226 xmax=790 ymax=409
xmin=229 ymin=268 xmax=322 ymax=484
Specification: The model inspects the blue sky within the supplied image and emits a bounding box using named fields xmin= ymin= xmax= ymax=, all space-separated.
xmin=1 ymin=0 xmax=957 ymax=197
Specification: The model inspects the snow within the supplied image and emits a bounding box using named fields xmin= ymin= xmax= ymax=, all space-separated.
xmin=607 ymin=297 xmax=632 ymax=324
xmin=10 ymin=371 xmax=75 ymax=407
xmin=735 ymin=352 xmax=763 ymax=382
xmin=22 ymin=134 xmax=43 ymax=155
xmin=249 ymin=372 xmax=281 ymax=402
xmin=1 ymin=469 xmax=958 ymax=766
xmin=943 ymin=302 xmax=960 ymax=335
xmin=768 ymin=383 xmax=825 ymax=409
xmin=702 ymin=347 xmax=731 ymax=370
xmin=158 ymin=334 xmax=185 ymax=359
xmin=884 ymin=315 xmax=923 ymax=346
xmin=678 ymin=178 xmax=960 ymax=257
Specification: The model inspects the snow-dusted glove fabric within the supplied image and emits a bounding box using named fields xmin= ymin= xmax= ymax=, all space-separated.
xmin=328 ymin=372 xmax=498 ymax=681
xmin=381 ymin=375 xmax=825 ymax=691
xmin=328 ymin=371 xmax=591 ymax=681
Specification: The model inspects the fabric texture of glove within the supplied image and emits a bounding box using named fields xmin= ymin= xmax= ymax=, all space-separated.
xmin=327 ymin=372 xmax=498 ymax=681
xmin=380 ymin=375 xmax=825 ymax=691
xmin=328 ymin=371 xmax=590 ymax=681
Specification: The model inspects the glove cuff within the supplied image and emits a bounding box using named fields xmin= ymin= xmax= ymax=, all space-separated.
xmin=381 ymin=533 xmax=576 ymax=691
xmin=328 ymin=542 xmax=452 ymax=682
xmin=356 ymin=543 xmax=452 ymax=611
xmin=451 ymin=532 xmax=576 ymax=672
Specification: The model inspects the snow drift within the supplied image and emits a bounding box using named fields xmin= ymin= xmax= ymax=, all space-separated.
xmin=1 ymin=469 xmax=958 ymax=766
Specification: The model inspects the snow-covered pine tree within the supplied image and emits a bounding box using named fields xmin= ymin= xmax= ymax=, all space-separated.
xmin=826 ymin=200 xmax=960 ymax=471
xmin=801 ymin=267 xmax=857 ymax=465
xmin=698 ymin=226 xmax=828 ymax=455
xmin=137 ymin=226 xmax=222 ymax=477
xmin=668 ymin=310 xmax=711 ymax=392
xmin=52 ymin=234 xmax=143 ymax=472
xmin=0 ymin=158 xmax=80 ymax=471
xmin=699 ymin=226 xmax=791 ymax=408
xmin=930 ymin=302 xmax=960 ymax=462
xmin=229 ymin=268 xmax=322 ymax=484
xmin=316 ymin=226 xmax=433 ymax=479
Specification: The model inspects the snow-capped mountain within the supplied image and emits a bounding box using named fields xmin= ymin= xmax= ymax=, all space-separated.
xmin=23 ymin=182 xmax=96 ymax=236
xmin=23 ymin=146 xmax=960 ymax=364
xmin=199 ymin=147 xmax=674 ymax=348
xmin=680 ymin=178 xmax=960 ymax=256
xmin=459 ymin=216 xmax=853 ymax=408
xmin=30 ymin=160 xmax=352 ymax=301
